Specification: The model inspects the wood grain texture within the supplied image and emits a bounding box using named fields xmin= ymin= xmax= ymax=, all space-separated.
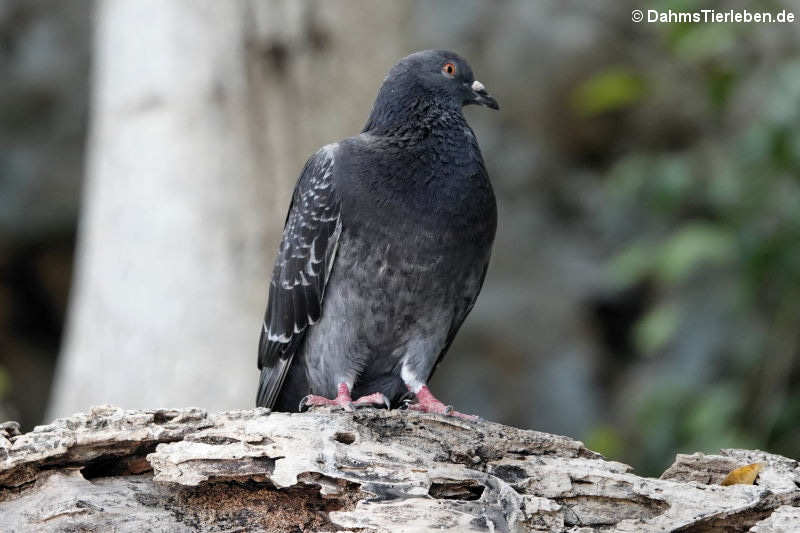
xmin=1 ymin=406 xmax=798 ymax=532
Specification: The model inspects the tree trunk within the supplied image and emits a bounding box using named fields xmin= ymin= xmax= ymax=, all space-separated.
xmin=48 ymin=0 xmax=411 ymax=418
xmin=1 ymin=406 xmax=798 ymax=532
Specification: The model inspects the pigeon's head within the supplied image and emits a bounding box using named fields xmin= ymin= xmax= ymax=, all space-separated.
xmin=391 ymin=50 xmax=499 ymax=111
xmin=364 ymin=50 xmax=498 ymax=134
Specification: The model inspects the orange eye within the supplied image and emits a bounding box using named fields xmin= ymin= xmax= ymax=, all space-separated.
xmin=442 ymin=62 xmax=456 ymax=76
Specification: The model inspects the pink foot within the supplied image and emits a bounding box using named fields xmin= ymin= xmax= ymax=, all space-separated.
xmin=299 ymin=383 xmax=390 ymax=412
xmin=350 ymin=391 xmax=391 ymax=409
xmin=404 ymin=385 xmax=480 ymax=421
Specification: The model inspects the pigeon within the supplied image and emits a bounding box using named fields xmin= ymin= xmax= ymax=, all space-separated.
xmin=256 ymin=50 xmax=498 ymax=420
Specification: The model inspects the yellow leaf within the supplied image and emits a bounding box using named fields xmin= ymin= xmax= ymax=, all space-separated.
xmin=720 ymin=462 xmax=765 ymax=486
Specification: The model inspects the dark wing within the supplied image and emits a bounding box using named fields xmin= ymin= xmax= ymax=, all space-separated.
xmin=257 ymin=144 xmax=341 ymax=408
xmin=425 ymin=261 xmax=490 ymax=383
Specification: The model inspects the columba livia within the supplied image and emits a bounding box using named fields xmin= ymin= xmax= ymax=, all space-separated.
xmin=256 ymin=50 xmax=498 ymax=420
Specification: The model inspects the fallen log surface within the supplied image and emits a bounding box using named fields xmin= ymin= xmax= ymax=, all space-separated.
xmin=0 ymin=406 xmax=797 ymax=532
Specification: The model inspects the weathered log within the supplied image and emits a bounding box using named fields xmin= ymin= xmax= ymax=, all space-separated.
xmin=0 ymin=406 xmax=797 ymax=532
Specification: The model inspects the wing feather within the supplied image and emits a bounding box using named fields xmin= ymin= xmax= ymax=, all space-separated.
xmin=256 ymin=144 xmax=341 ymax=408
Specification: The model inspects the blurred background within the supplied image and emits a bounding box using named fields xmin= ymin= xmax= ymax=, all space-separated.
xmin=1 ymin=0 xmax=799 ymax=476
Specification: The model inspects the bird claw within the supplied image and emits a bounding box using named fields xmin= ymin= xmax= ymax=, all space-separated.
xmin=351 ymin=392 xmax=391 ymax=410
xmin=409 ymin=403 xmax=479 ymax=421
xmin=402 ymin=400 xmax=453 ymax=414
xmin=299 ymin=395 xmax=349 ymax=412
xmin=400 ymin=386 xmax=480 ymax=421
xmin=299 ymin=392 xmax=389 ymax=412
xmin=298 ymin=395 xmax=315 ymax=412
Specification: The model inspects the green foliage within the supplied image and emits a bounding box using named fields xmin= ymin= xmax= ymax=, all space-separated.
xmin=570 ymin=68 xmax=646 ymax=117
xmin=584 ymin=425 xmax=625 ymax=460
xmin=586 ymin=6 xmax=800 ymax=475
xmin=657 ymin=225 xmax=736 ymax=284
xmin=610 ymin=224 xmax=737 ymax=288
xmin=633 ymin=301 xmax=680 ymax=356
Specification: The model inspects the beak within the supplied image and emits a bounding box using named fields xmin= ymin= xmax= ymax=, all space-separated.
xmin=467 ymin=80 xmax=499 ymax=110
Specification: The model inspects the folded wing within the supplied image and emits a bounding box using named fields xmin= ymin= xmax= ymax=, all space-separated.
xmin=256 ymin=144 xmax=341 ymax=408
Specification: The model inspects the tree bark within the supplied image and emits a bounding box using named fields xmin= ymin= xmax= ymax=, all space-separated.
xmin=48 ymin=0 xmax=411 ymax=418
xmin=1 ymin=406 xmax=798 ymax=532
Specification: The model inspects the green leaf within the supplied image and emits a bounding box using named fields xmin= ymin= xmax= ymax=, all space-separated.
xmin=633 ymin=301 xmax=680 ymax=356
xmin=571 ymin=68 xmax=646 ymax=117
xmin=656 ymin=224 xmax=736 ymax=284
xmin=609 ymin=243 xmax=656 ymax=287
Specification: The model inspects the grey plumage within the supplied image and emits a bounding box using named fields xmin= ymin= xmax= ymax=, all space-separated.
xmin=257 ymin=50 xmax=498 ymax=412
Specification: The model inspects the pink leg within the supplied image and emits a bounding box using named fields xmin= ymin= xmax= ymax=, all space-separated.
xmin=299 ymin=383 xmax=390 ymax=412
xmin=405 ymin=385 xmax=479 ymax=421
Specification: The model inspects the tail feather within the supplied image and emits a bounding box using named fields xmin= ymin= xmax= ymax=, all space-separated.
xmin=256 ymin=356 xmax=293 ymax=408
